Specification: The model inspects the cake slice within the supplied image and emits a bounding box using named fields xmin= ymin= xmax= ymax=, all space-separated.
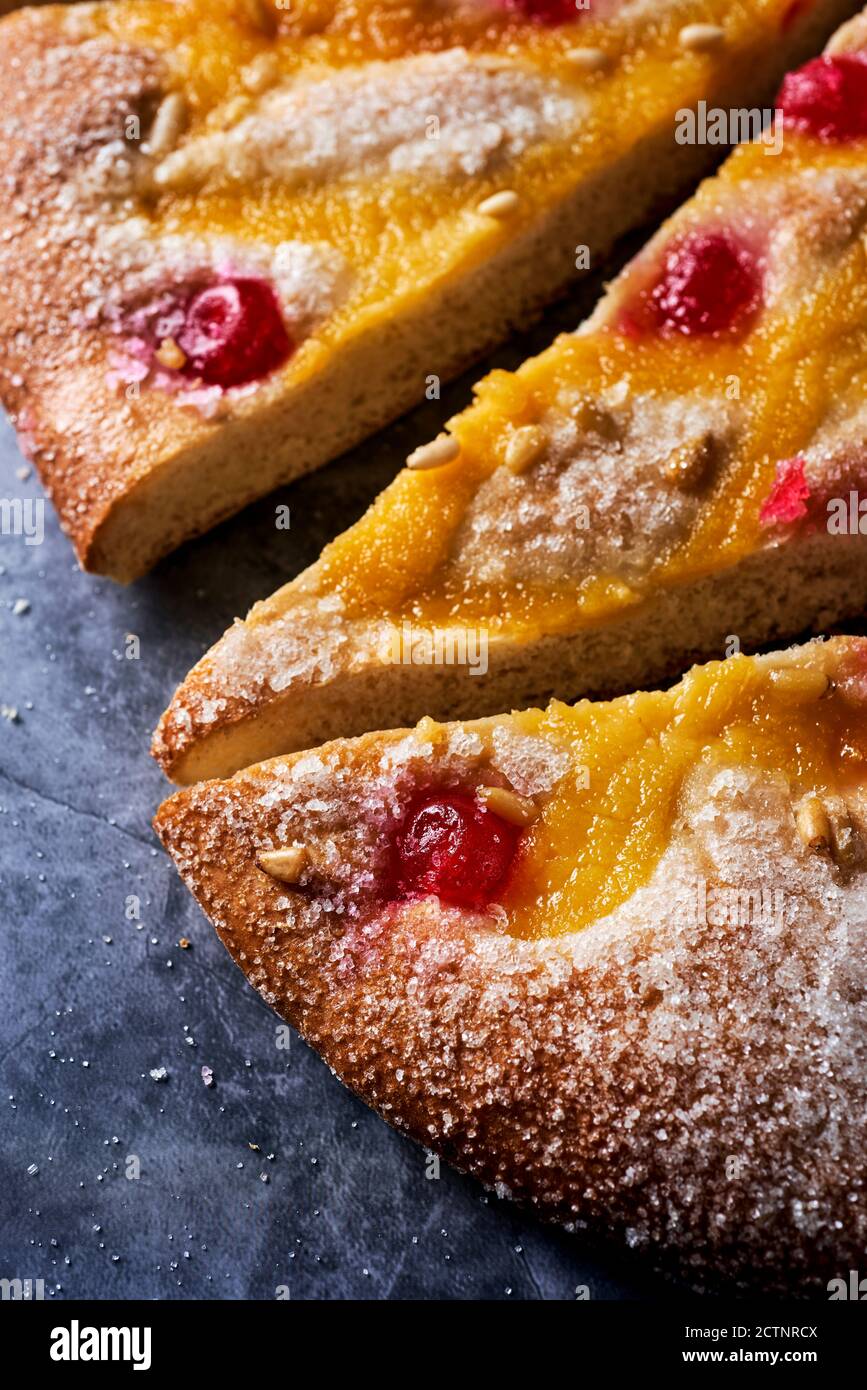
xmin=155 ymin=636 xmax=867 ymax=1293
xmin=155 ymin=8 xmax=867 ymax=784
xmin=0 ymin=0 xmax=856 ymax=581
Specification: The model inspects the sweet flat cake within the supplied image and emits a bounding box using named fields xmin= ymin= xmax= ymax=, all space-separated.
xmin=155 ymin=636 xmax=867 ymax=1293
xmin=154 ymin=8 xmax=867 ymax=783
xmin=0 ymin=0 xmax=853 ymax=578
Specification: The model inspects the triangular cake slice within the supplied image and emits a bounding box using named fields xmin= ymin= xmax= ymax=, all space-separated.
xmin=156 ymin=8 xmax=867 ymax=783
xmin=156 ymin=636 xmax=867 ymax=1292
xmin=0 ymin=0 xmax=856 ymax=580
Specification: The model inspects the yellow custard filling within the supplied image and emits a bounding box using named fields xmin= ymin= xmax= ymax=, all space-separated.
xmin=83 ymin=0 xmax=801 ymax=383
xmin=498 ymin=641 xmax=867 ymax=938
xmin=314 ymin=131 xmax=867 ymax=636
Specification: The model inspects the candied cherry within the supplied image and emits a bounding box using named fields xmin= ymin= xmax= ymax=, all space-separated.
xmin=395 ymin=790 xmax=521 ymax=909
xmin=635 ymin=230 xmax=762 ymax=339
xmin=778 ymin=54 xmax=867 ymax=143
xmin=177 ymin=277 xmax=292 ymax=389
xmin=759 ymin=456 xmax=811 ymax=526
xmin=502 ymin=0 xmax=582 ymax=24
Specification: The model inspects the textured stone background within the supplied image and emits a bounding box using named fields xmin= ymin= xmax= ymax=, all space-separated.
xmin=0 ymin=242 xmax=683 ymax=1301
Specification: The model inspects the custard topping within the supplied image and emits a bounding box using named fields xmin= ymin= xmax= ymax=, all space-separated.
xmin=499 ymin=640 xmax=867 ymax=937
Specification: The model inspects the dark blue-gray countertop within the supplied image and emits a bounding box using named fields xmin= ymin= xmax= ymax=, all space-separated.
xmin=0 ymin=246 xmax=683 ymax=1301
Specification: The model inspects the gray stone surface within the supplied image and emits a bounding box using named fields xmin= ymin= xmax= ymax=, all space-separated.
xmin=0 ymin=248 xmax=680 ymax=1301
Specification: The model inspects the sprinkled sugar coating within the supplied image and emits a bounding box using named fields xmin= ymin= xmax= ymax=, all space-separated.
xmin=151 ymin=50 xmax=585 ymax=193
xmin=156 ymin=638 xmax=867 ymax=1292
xmin=448 ymin=388 xmax=744 ymax=587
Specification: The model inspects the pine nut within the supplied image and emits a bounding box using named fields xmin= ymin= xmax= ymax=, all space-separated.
xmin=796 ymin=796 xmax=832 ymax=852
xmin=256 ymin=846 xmax=308 ymax=883
xmin=407 ymin=436 xmax=460 ymax=471
xmin=155 ymin=338 xmax=186 ymax=371
xmin=477 ymin=786 xmax=540 ymax=827
xmin=477 ymin=190 xmax=521 ymax=219
xmin=241 ymin=51 xmax=280 ymax=93
xmin=504 ymin=425 xmax=546 ymax=475
xmin=565 ymin=47 xmax=612 ymax=73
xmin=769 ymin=669 xmax=830 ymax=704
xmin=664 ymin=433 xmax=717 ymax=490
xmin=679 ymin=24 xmax=726 ymax=53
xmin=147 ymin=92 xmax=187 ymax=158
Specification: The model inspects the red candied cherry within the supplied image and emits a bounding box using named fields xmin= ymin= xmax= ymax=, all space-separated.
xmin=759 ymin=456 xmax=811 ymax=526
xmin=395 ymin=790 xmax=521 ymax=909
xmin=644 ymin=230 xmax=762 ymax=338
xmin=777 ymin=54 xmax=867 ymax=143
xmin=502 ymin=0 xmax=582 ymax=24
xmin=177 ymin=277 xmax=292 ymax=389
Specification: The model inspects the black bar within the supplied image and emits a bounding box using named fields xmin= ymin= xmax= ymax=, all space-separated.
xmin=8 ymin=1298 xmax=865 ymax=1373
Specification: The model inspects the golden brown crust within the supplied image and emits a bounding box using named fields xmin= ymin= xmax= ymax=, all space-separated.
xmin=155 ymin=640 xmax=867 ymax=1292
xmin=0 ymin=7 xmax=174 ymax=568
